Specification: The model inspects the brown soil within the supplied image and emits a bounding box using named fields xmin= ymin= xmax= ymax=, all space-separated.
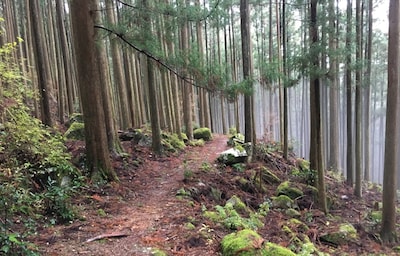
xmin=32 ymin=134 xmax=399 ymax=255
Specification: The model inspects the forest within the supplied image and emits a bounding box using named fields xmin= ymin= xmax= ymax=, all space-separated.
xmin=1 ymin=0 xmax=400 ymax=255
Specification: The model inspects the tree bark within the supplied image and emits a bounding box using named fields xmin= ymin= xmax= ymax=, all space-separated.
xmin=345 ymin=0 xmax=354 ymax=185
xmin=70 ymin=0 xmax=117 ymax=182
xmin=28 ymin=0 xmax=53 ymax=126
xmin=310 ymin=0 xmax=328 ymax=214
xmin=240 ymin=0 xmax=254 ymax=147
xmin=381 ymin=0 xmax=400 ymax=243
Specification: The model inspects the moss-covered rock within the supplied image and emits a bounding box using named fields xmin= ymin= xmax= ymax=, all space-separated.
xmin=285 ymin=208 xmax=301 ymax=218
xmin=260 ymin=167 xmax=281 ymax=184
xmin=221 ymin=229 xmax=296 ymax=256
xmin=221 ymin=229 xmax=264 ymax=256
xmin=193 ymin=127 xmax=212 ymax=141
xmin=271 ymin=195 xmax=296 ymax=209
xmin=263 ymin=242 xmax=296 ymax=256
xmin=226 ymin=195 xmax=248 ymax=213
xmin=320 ymin=223 xmax=358 ymax=245
xmin=161 ymin=132 xmax=186 ymax=152
xmin=234 ymin=176 xmax=255 ymax=193
xmin=296 ymin=158 xmax=310 ymax=171
xmin=204 ymin=201 xmax=263 ymax=230
xmin=64 ymin=122 xmax=85 ymax=140
xmin=218 ymin=148 xmax=248 ymax=165
xmin=276 ymin=181 xmax=304 ymax=199
xmin=188 ymin=138 xmax=205 ymax=146
xmin=227 ymin=133 xmax=245 ymax=146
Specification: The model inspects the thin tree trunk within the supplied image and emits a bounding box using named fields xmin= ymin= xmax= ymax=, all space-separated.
xmin=310 ymin=0 xmax=328 ymax=213
xmin=346 ymin=0 xmax=354 ymax=185
xmin=28 ymin=0 xmax=53 ymax=126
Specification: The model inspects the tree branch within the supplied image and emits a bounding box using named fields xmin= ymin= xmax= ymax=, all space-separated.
xmin=115 ymin=0 xmax=221 ymax=22
xmin=94 ymin=25 xmax=210 ymax=90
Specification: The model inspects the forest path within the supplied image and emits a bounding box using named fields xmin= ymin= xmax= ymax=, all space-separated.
xmin=37 ymin=134 xmax=229 ymax=256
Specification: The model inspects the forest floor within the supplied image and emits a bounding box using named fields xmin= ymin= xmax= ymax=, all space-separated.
xmin=32 ymin=134 xmax=399 ymax=255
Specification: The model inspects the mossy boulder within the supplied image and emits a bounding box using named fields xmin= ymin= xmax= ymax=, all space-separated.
xmin=285 ymin=208 xmax=301 ymax=218
xmin=296 ymin=158 xmax=310 ymax=171
xmin=218 ymin=148 xmax=247 ymax=165
xmin=276 ymin=181 xmax=304 ymax=199
xmin=188 ymin=139 xmax=205 ymax=146
xmin=204 ymin=200 xmax=263 ymax=230
xmin=161 ymin=132 xmax=185 ymax=151
xmin=233 ymin=176 xmax=254 ymax=193
xmin=227 ymin=133 xmax=245 ymax=146
xmin=271 ymin=195 xmax=296 ymax=209
xmin=320 ymin=223 xmax=358 ymax=245
xmin=221 ymin=229 xmax=296 ymax=256
xmin=64 ymin=122 xmax=85 ymax=140
xmin=193 ymin=127 xmax=212 ymax=141
xmin=226 ymin=195 xmax=248 ymax=213
xmin=260 ymin=167 xmax=281 ymax=184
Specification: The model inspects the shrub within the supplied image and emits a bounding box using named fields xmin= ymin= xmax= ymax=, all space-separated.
xmin=193 ymin=127 xmax=212 ymax=141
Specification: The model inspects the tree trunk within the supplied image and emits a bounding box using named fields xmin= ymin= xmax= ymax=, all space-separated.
xmin=28 ymin=0 xmax=53 ymax=126
xmin=240 ymin=0 xmax=254 ymax=148
xmin=363 ymin=0 xmax=372 ymax=181
xmin=310 ymin=0 xmax=328 ymax=214
xmin=345 ymin=0 xmax=354 ymax=185
xmin=328 ymin=0 xmax=339 ymax=171
xmin=354 ymin=0 xmax=362 ymax=197
xmin=381 ymin=0 xmax=400 ymax=244
xmin=70 ymin=0 xmax=117 ymax=182
xmin=105 ymin=0 xmax=130 ymax=130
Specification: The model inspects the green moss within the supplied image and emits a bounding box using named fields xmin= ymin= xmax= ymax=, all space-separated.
xmin=193 ymin=127 xmax=212 ymax=141
xmin=185 ymin=222 xmax=196 ymax=230
xmin=271 ymin=195 xmax=295 ymax=209
xmin=263 ymin=242 xmax=296 ymax=256
xmin=221 ymin=233 xmax=296 ymax=256
xmin=260 ymin=167 xmax=281 ymax=184
xmin=64 ymin=122 xmax=85 ymax=140
xmin=226 ymin=195 xmax=248 ymax=213
xmin=188 ymin=138 xmax=205 ymax=146
xmin=285 ymin=208 xmax=301 ymax=218
xmin=221 ymin=229 xmax=264 ymax=256
xmin=204 ymin=201 xmax=263 ymax=230
xmin=296 ymin=158 xmax=310 ymax=171
xmin=180 ymin=132 xmax=188 ymax=141
xmin=320 ymin=223 xmax=358 ymax=245
xmin=161 ymin=132 xmax=186 ymax=151
xmin=369 ymin=211 xmax=382 ymax=224
xmin=276 ymin=181 xmax=304 ymax=199
xmin=151 ymin=248 xmax=168 ymax=256
xmin=176 ymin=188 xmax=191 ymax=197
xmin=227 ymin=133 xmax=245 ymax=146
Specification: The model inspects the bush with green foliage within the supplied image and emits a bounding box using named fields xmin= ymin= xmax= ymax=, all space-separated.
xmin=0 ymin=28 xmax=82 ymax=254
xmin=193 ymin=127 xmax=212 ymax=141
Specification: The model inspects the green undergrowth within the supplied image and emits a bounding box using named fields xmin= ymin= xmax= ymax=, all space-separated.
xmin=0 ymin=34 xmax=83 ymax=255
xmin=203 ymin=195 xmax=265 ymax=230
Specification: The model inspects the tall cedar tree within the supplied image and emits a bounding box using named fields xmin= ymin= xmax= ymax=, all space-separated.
xmin=28 ymin=0 xmax=53 ymax=126
xmin=70 ymin=0 xmax=117 ymax=182
xmin=240 ymin=0 xmax=255 ymax=147
xmin=309 ymin=0 xmax=328 ymax=213
xmin=380 ymin=0 xmax=400 ymax=243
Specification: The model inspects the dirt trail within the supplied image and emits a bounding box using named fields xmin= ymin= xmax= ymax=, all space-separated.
xmin=37 ymin=134 xmax=228 ymax=256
